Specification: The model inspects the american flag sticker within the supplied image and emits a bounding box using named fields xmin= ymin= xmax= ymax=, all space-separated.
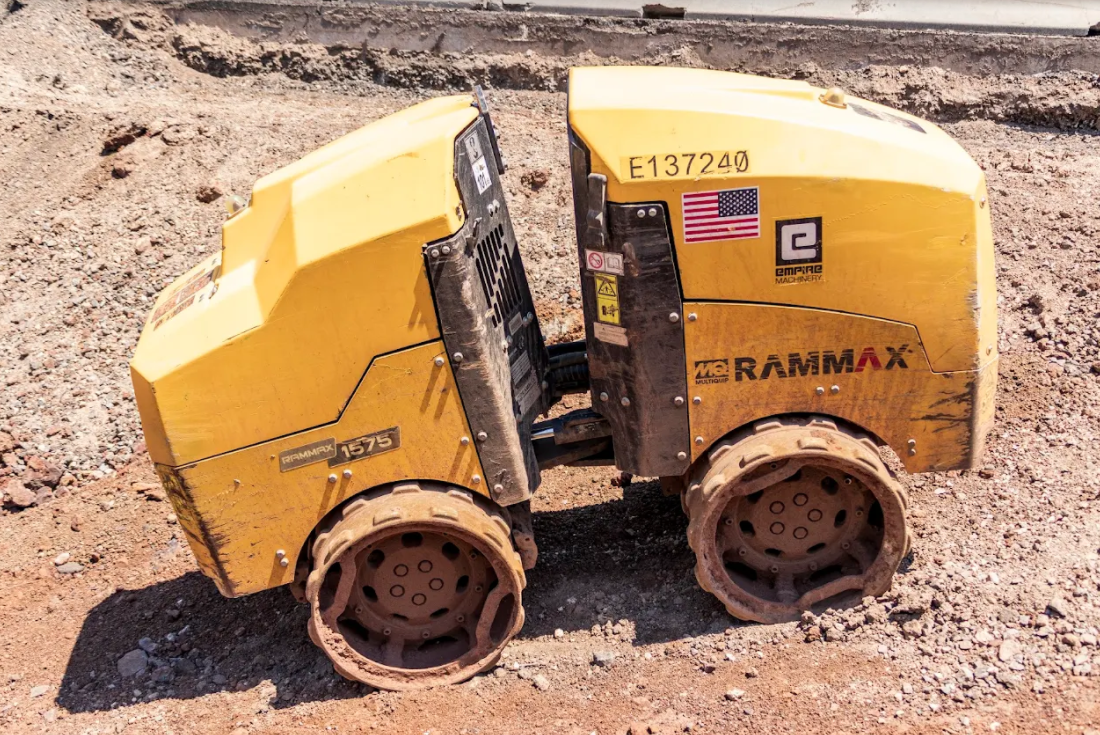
xmin=682 ymin=187 xmax=760 ymax=244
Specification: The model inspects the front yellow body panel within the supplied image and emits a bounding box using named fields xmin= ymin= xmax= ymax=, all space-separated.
xmin=131 ymin=96 xmax=477 ymax=467
xmin=568 ymin=67 xmax=997 ymax=375
xmin=163 ymin=341 xmax=486 ymax=597
xmin=684 ymin=303 xmax=996 ymax=473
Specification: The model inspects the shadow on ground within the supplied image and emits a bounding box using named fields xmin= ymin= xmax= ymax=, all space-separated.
xmin=60 ymin=479 xmax=900 ymax=712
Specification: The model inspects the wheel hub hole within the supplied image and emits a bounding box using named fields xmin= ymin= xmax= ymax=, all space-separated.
xmin=739 ymin=520 xmax=755 ymax=537
xmin=821 ymin=476 xmax=839 ymax=495
xmin=764 ymin=548 xmax=782 ymax=557
xmin=834 ymin=509 xmax=848 ymax=528
xmin=367 ymin=549 xmax=385 ymax=569
xmin=456 ymin=575 xmax=469 ymax=594
xmin=441 ymin=542 xmax=460 ymax=560
xmin=363 ymin=585 xmax=378 ymax=602
xmin=402 ymin=532 xmax=423 ymax=548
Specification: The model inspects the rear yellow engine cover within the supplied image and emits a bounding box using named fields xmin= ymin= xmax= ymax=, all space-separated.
xmin=569 ymin=66 xmax=996 ymax=471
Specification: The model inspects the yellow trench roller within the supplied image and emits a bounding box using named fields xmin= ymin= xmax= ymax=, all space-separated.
xmin=131 ymin=67 xmax=996 ymax=689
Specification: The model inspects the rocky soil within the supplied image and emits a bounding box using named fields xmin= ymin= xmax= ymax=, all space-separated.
xmin=2 ymin=1 xmax=1100 ymax=733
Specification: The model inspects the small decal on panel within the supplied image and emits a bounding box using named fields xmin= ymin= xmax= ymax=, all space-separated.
xmin=328 ymin=427 xmax=401 ymax=468
xmin=279 ymin=438 xmax=337 ymax=472
xmin=775 ymin=217 xmax=823 ymax=285
xmin=593 ymin=322 xmax=628 ymax=347
xmin=472 ymin=157 xmax=493 ymax=194
xmin=464 ymin=133 xmax=484 ymax=162
xmin=693 ymin=359 xmax=730 ymax=385
xmin=594 ymin=273 xmax=621 ymax=325
xmin=585 ymin=249 xmax=624 ymax=276
xmin=682 ymin=187 xmax=760 ymax=244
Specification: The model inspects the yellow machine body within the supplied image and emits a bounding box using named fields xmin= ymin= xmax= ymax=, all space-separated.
xmin=568 ymin=66 xmax=996 ymax=473
xmin=131 ymin=97 xmax=491 ymax=595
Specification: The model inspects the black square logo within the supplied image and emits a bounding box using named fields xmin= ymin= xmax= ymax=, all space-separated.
xmin=775 ymin=217 xmax=823 ymax=266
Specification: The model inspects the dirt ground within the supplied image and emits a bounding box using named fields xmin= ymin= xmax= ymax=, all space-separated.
xmin=2 ymin=1 xmax=1100 ymax=733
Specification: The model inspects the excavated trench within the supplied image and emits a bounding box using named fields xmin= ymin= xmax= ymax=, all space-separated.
xmin=91 ymin=1 xmax=1100 ymax=131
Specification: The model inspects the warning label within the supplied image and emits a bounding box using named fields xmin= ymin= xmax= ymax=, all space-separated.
xmin=585 ymin=249 xmax=624 ymax=276
xmin=595 ymin=273 xmax=620 ymax=325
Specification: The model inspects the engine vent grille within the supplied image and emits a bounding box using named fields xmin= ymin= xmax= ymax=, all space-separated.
xmin=473 ymin=223 xmax=523 ymax=328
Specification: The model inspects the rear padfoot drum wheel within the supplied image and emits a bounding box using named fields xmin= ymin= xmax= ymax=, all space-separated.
xmin=305 ymin=482 xmax=525 ymax=690
xmin=685 ymin=416 xmax=910 ymax=623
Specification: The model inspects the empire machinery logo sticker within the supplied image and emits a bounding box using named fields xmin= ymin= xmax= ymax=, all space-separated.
xmin=775 ymin=217 xmax=823 ymax=285
xmin=694 ymin=345 xmax=912 ymax=384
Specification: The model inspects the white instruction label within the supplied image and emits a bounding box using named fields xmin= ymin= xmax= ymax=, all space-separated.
xmin=473 ymin=157 xmax=492 ymax=194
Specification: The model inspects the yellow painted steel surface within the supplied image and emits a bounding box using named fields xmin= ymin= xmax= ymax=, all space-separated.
xmin=131 ymin=96 xmax=478 ymax=467
xmin=162 ymin=341 xmax=486 ymax=597
xmin=684 ymin=303 xmax=996 ymax=473
xmin=568 ymin=66 xmax=997 ymax=376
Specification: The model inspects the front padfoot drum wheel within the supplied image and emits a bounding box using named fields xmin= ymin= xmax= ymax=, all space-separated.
xmin=305 ymin=482 xmax=525 ymax=690
xmin=685 ymin=417 xmax=910 ymax=623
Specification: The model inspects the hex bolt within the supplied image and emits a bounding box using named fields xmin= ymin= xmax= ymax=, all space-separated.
xmin=460 ymin=436 xmax=470 ymax=446
xmin=907 ymin=438 xmax=917 ymax=456
xmin=620 ymin=396 xmax=631 ymax=407
xmin=668 ymin=312 xmax=680 ymax=323
xmin=430 ymin=249 xmax=440 ymax=258
xmin=677 ymin=451 xmax=687 ymax=461
xmin=830 ymin=385 xmax=840 ymax=394
xmin=434 ymin=356 xmax=445 ymax=367
xmin=687 ymin=313 xmax=697 ymax=322
xmin=599 ymin=392 xmax=609 ymax=402
xmin=673 ymin=396 xmax=685 ymax=407
xmin=327 ymin=474 xmax=337 ymax=484
xmin=693 ymin=396 xmax=702 ymax=405
xmin=453 ymin=352 xmax=464 ymax=363
xmin=695 ymin=436 xmax=704 ymax=445
xmin=493 ymin=483 xmax=504 ymax=494
xmin=471 ymin=474 xmax=481 ymax=484
xmin=279 ymin=557 xmax=289 ymax=568
xmin=636 ymin=208 xmax=646 ymax=218
xmin=343 ymin=469 xmax=352 ymax=479
xmin=441 ymin=245 xmax=451 ymax=255
xmin=815 ymin=386 xmax=825 ymax=395
xmin=276 ymin=549 xmax=286 ymax=558
xmin=647 ymin=207 xmax=657 ymax=218
xmin=476 ymin=431 xmax=488 ymax=441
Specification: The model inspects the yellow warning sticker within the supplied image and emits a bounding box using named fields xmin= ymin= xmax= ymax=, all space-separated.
xmin=595 ymin=273 xmax=620 ymax=325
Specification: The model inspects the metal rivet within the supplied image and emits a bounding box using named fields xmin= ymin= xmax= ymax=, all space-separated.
xmin=434 ymin=356 xmax=445 ymax=367
xmin=636 ymin=209 xmax=646 ymax=218
xmin=493 ymin=483 xmax=504 ymax=493
xmin=647 ymin=207 xmax=657 ymax=217
xmin=673 ymin=396 xmax=684 ymax=407
xmin=477 ymin=431 xmax=488 ymax=441
xmin=668 ymin=312 xmax=680 ymax=323
xmin=430 ymin=249 xmax=440 ymax=258
xmin=677 ymin=451 xmax=687 ymax=461
xmin=692 ymin=396 xmax=702 ymax=405
xmin=343 ymin=469 xmax=352 ymax=479
xmin=327 ymin=474 xmax=337 ymax=483
xmin=695 ymin=436 xmax=704 ymax=445
xmin=472 ymin=474 xmax=481 ymax=484
xmin=276 ymin=549 xmax=285 ymax=558
xmin=279 ymin=558 xmax=289 ymax=567
xmin=815 ymin=386 xmax=825 ymax=395
xmin=599 ymin=392 xmax=609 ymax=402
xmin=441 ymin=245 xmax=451 ymax=255
xmin=620 ymin=396 xmax=630 ymax=407
xmin=830 ymin=385 xmax=840 ymax=394
xmin=461 ymin=436 xmax=470 ymax=446
xmin=453 ymin=352 xmax=464 ymax=362
xmin=687 ymin=313 xmax=697 ymax=322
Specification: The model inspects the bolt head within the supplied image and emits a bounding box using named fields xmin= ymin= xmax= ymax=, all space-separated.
xmin=430 ymin=249 xmax=440 ymax=258
xmin=687 ymin=313 xmax=697 ymax=322
xmin=476 ymin=431 xmax=488 ymax=441
xmin=620 ymin=396 xmax=630 ymax=407
xmin=471 ymin=474 xmax=481 ymax=484
xmin=676 ymin=451 xmax=687 ymax=461
xmin=434 ymin=356 xmax=445 ymax=367
xmin=493 ymin=483 xmax=504 ymax=493
xmin=461 ymin=436 xmax=470 ymax=446
xmin=647 ymin=207 xmax=657 ymax=217
xmin=275 ymin=549 xmax=286 ymax=558
xmin=441 ymin=245 xmax=451 ymax=255
xmin=327 ymin=474 xmax=337 ymax=483
xmin=279 ymin=558 xmax=289 ymax=567
xmin=636 ymin=209 xmax=646 ymax=218
xmin=673 ymin=396 xmax=684 ymax=406
xmin=343 ymin=469 xmax=352 ymax=478
xmin=668 ymin=312 xmax=680 ymax=323
xmin=695 ymin=436 xmax=704 ymax=445
xmin=830 ymin=385 xmax=840 ymax=394
xmin=692 ymin=396 xmax=702 ymax=405
xmin=815 ymin=386 xmax=825 ymax=395
xmin=599 ymin=392 xmax=609 ymax=402
xmin=453 ymin=352 xmax=464 ymax=362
